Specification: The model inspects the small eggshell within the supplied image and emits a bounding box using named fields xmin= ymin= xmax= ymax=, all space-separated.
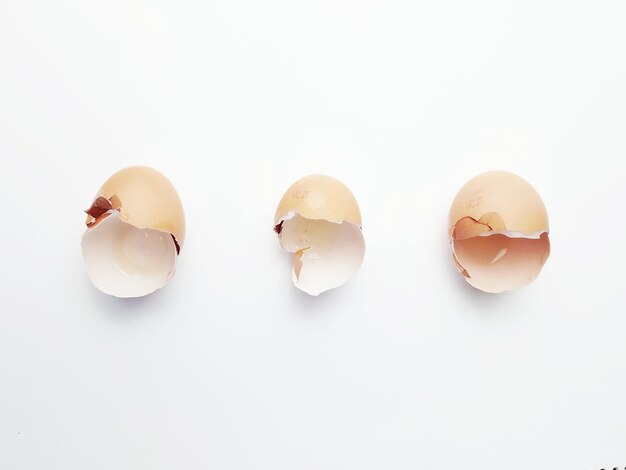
xmin=82 ymin=166 xmax=185 ymax=298
xmin=449 ymin=171 xmax=550 ymax=293
xmin=275 ymin=174 xmax=365 ymax=296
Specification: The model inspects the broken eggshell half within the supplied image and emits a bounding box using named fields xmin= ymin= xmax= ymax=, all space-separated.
xmin=274 ymin=174 xmax=365 ymax=296
xmin=448 ymin=171 xmax=550 ymax=293
xmin=82 ymin=166 xmax=185 ymax=298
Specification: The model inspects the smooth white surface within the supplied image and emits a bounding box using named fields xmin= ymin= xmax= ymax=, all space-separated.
xmin=1 ymin=1 xmax=625 ymax=469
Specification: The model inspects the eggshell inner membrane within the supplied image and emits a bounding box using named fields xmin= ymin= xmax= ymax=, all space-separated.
xmin=82 ymin=211 xmax=177 ymax=298
xmin=451 ymin=231 xmax=550 ymax=293
xmin=278 ymin=213 xmax=365 ymax=296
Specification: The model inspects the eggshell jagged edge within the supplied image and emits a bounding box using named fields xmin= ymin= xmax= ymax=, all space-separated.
xmin=274 ymin=211 xmax=365 ymax=296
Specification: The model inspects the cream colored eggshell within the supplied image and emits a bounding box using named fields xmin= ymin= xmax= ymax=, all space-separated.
xmin=448 ymin=171 xmax=548 ymax=238
xmin=274 ymin=174 xmax=362 ymax=226
xmin=86 ymin=166 xmax=186 ymax=248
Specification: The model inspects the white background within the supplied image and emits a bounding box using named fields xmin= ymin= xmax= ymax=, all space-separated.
xmin=1 ymin=1 xmax=625 ymax=469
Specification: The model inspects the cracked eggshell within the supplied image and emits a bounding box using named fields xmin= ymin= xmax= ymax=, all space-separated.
xmin=274 ymin=174 xmax=365 ymax=296
xmin=448 ymin=171 xmax=550 ymax=293
xmin=82 ymin=166 xmax=185 ymax=298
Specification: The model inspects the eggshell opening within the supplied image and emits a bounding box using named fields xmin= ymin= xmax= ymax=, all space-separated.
xmin=82 ymin=210 xmax=177 ymax=298
xmin=276 ymin=213 xmax=365 ymax=296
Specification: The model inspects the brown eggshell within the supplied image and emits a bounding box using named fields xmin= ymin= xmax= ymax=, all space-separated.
xmin=448 ymin=171 xmax=550 ymax=293
xmin=86 ymin=166 xmax=185 ymax=248
xmin=274 ymin=174 xmax=365 ymax=295
xmin=274 ymin=174 xmax=362 ymax=226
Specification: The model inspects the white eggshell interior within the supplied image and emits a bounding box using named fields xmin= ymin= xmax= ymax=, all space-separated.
xmin=278 ymin=213 xmax=365 ymax=296
xmin=81 ymin=211 xmax=177 ymax=298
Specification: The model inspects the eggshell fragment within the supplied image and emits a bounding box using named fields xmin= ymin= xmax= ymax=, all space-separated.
xmin=274 ymin=175 xmax=365 ymax=295
xmin=82 ymin=166 xmax=185 ymax=298
xmin=448 ymin=171 xmax=550 ymax=293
